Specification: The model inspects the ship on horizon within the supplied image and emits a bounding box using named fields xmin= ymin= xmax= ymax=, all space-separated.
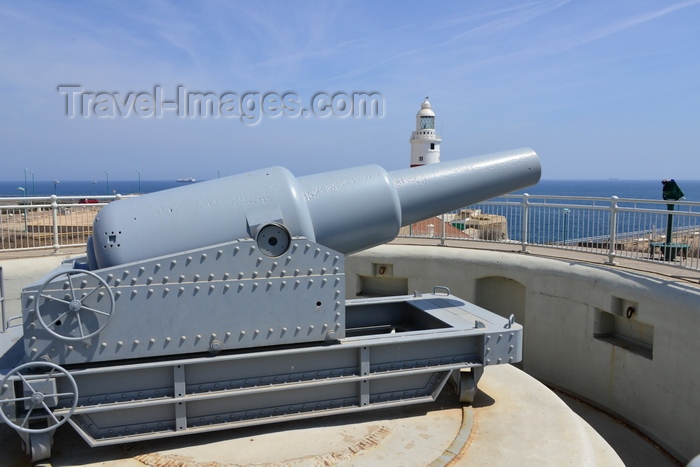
xmin=176 ymin=177 xmax=196 ymax=183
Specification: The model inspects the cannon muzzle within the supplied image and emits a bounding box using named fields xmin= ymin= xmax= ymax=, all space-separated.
xmin=89 ymin=148 xmax=540 ymax=269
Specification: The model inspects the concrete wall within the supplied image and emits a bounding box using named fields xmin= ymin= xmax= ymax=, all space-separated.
xmin=346 ymin=244 xmax=700 ymax=463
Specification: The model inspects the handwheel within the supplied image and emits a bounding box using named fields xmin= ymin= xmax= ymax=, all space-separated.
xmin=0 ymin=362 xmax=79 ymax=434
xmin=35 ymin=269 xmax=115 ymax=341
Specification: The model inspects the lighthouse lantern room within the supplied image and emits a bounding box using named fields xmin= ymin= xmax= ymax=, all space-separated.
xmin=410 ymin=97 xmax=441 ymax=167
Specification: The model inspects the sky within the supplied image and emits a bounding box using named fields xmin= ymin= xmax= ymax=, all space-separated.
xmin=1 ymin=0 xmax=699 ymax=181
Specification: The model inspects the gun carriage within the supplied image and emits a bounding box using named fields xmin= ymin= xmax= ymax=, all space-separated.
xmin=0 ymin=148 xmax=540 ymax=461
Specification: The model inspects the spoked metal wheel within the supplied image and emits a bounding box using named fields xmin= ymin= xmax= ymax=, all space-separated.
xmin=35 ymin=269 xmax=115 ymax=341
xmin=0 ymin=362 xmax=79 ymax=434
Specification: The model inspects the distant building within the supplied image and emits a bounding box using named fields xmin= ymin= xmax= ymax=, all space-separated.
xmin=409 ymin=98 xmax=441 ymax=167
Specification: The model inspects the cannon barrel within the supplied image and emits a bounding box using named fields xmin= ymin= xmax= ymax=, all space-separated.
xmin=89 ymin=148 xmax=540 ymax=269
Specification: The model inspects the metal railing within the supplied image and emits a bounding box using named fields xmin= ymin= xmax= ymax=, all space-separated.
xmin=399 ymin=194 xmax=700 ymax=271
xmin=0 ymin=195 xmax=127 ymax=253
xmin=2 ymin=193 xmax=700 ymax=272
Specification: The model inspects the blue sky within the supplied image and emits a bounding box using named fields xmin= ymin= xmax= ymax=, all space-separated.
xmin=1 ymin=1 xmax=699 ymax=181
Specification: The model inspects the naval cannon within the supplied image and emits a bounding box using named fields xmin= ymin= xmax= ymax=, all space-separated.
xmin=1 ymin=148 xmax=540 ymax=461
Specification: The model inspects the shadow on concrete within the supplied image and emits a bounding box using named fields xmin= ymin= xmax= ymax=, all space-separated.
xmin=470 ymin=388 xmax=496 ymax=408
xmin=553 ymin=389 xmax=681 ymax=467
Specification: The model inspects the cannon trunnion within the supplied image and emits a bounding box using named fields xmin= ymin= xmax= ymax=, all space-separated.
xmin=1 ymin=148 xmax=540 ymax=461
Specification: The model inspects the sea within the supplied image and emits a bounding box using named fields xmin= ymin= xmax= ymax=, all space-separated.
xmin=0 ymin=180 xmax=190 ymax=198
xmin=511 ymin=179 xmax=700 ymax=202
xmin=1 ymin=179 xmax=699 ymax=201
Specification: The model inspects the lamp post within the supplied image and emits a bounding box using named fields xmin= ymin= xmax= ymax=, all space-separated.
xmin=30 ymin=171 xmax=35 ymax=196
xmin=135 ymin=169 xmax=141 ymax=194
xmin=105 ymin=171 xmax=110 ymax=195
xmin=53 ymin=180 xmax=60 ymax=195
xmin=23 ymin=168 xmax=28 ymax=194
xmin=217 ymin=170 xmax=221 ymax=179
xmin=17 ymin=187 xmax=28 ymax=233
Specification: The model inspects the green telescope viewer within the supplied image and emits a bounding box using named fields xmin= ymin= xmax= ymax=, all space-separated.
xmin=662 ymin=179 xmax=684 ymax=201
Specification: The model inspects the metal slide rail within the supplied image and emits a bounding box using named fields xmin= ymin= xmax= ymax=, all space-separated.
xmin=61 ymin=331 xmax=475 ymax=446
xmin=400 ymin=194 xmax=700 ymax=272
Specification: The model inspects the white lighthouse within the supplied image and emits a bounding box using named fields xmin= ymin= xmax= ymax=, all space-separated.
xmin=409 ymin=97 xmax=441 ymax=167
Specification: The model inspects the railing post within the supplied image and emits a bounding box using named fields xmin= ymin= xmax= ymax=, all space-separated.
xmin=439 ymin=213 xmax=446 ymax=246
xmin=51 ymin=195 xmax=60 ymax=253
xmin=520 ymin=193 xmax=530 ymax=253
xmin=0 ymin=266 xmax=5 ymax=332
xmin=606 ymin=196 xmax=618 ymax=265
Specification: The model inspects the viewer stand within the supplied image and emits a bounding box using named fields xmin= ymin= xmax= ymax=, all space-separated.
xmin=650 ymin=180 xmax=688 ymax=261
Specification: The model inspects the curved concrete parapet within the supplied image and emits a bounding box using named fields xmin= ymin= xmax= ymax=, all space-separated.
xmin=346 ymin=243 xmax=700 ymax=463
